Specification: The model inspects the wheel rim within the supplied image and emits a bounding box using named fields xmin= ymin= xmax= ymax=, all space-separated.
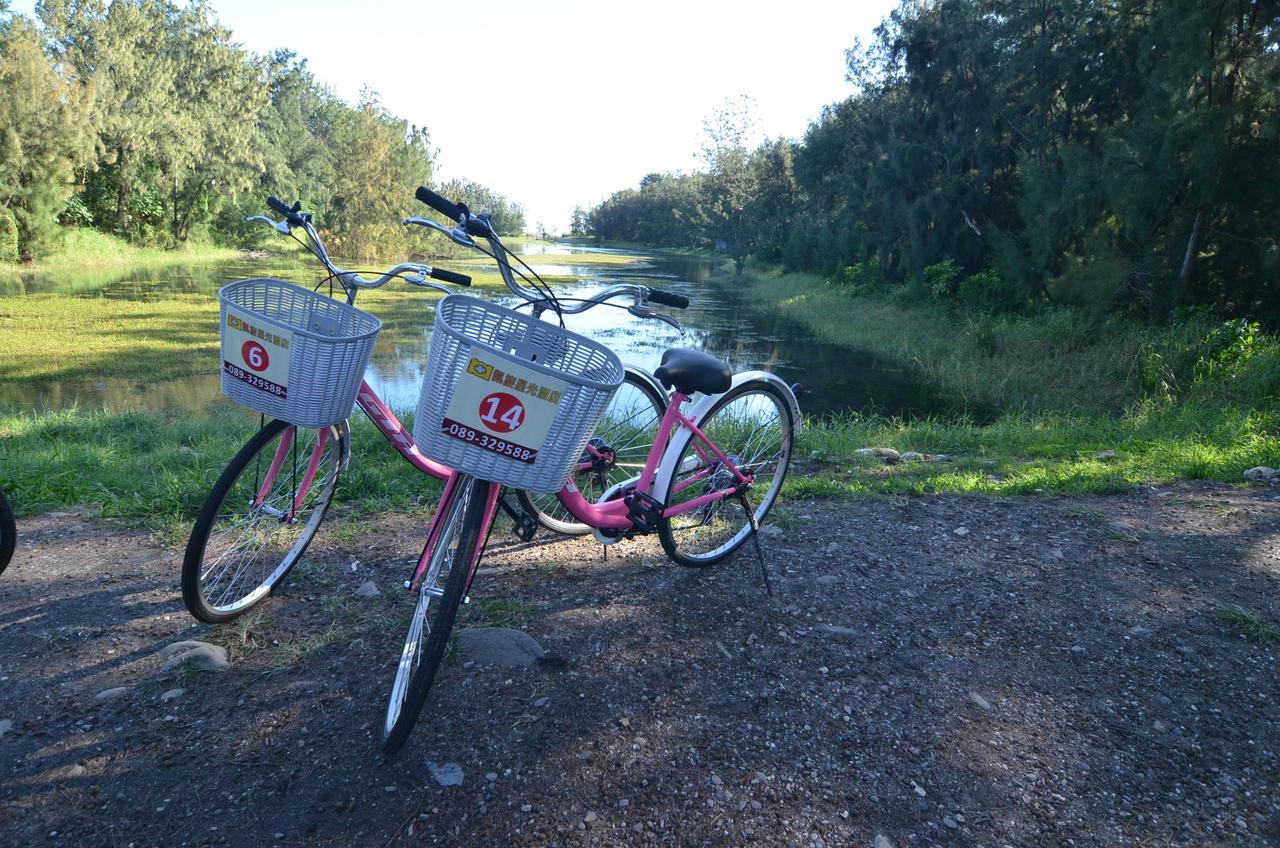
xmin=197 ymin=425 xmax=341 ymax=615
xmin=385 ymin=478 xmax=477 ymax=738
xmin=525 ymin=378 xmax=663 ymax=531
xmin=664 ymin=389 xmax=790 ymax=562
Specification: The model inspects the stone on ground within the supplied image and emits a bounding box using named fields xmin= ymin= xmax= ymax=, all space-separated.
xmin=457 ymin=627 xmax=545 ymax=668
xmin=428 ymin=761 xmax=464 ymax=787
xmin=157 ymin=641 xmax=229 ymax=673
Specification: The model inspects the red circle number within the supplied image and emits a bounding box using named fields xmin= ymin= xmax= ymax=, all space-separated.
xmin=478 ymin=392 xmax=525 ymax=433
xmin=241 ymin=340 xmax=269 ymax=372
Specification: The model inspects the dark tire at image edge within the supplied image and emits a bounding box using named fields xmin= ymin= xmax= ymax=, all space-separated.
xmin=0 ymin=487 xmax=15 ymax=576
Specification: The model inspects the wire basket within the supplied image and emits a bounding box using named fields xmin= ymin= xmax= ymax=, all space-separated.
xmin=218 ymin=278 xmax=381 ymax=428
xmin=414 ymin=295 xmax=624 ymax=493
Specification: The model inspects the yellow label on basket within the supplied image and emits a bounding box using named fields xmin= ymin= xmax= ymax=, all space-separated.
xmin=441 ymin=356 xmax=568 ymax=465
xmin=222 ymin=307 xmax=293 ymax=399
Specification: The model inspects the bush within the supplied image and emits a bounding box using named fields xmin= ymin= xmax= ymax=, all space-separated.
xmin=0 ymin=207 xmax=17 ymax=263
xmin=924 ymin=260 xmax=960 ymax=300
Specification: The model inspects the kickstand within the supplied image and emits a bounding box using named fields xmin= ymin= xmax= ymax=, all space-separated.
xmin=601 ymin=544 xmax=608 ymax=562
xmin=737 ymin=492 xmax=773 ymax=596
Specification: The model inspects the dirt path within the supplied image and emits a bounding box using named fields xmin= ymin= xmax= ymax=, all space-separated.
xmin=1 ymin=484 xmax=1278 ymax=847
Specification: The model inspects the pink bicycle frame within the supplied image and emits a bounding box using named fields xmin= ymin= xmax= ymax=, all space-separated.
xmin=254 ymin=382 xmax=746 ymax=592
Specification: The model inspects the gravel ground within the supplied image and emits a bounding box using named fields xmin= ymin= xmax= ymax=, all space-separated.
xmin=1 ymin=482 xmax=1278 ymax=847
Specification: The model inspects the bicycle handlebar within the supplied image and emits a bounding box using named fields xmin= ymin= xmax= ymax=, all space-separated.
xmin=406 ymin=187 xmax=689 ymax=330
xmin=250 ymin=196 xmax=471 ymax=292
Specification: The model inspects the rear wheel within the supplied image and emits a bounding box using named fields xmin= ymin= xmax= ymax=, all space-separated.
xmin=516 ymin=370 xmax=665 ymax=535
xmin=657 ymin=381 xmax=793 ymax=567
xmin=383 ymin=477 xmax=495 ymax=755
xmin=182 ymin=419 xmax=348 ymax=623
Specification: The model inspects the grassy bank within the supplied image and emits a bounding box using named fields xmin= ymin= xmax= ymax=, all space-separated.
xmin=742 ymin=266 xmax=1280 ymax=416
xmin=735 ymin=266 xmax=1279 ymax=496
xmin=0 ymin=229 xmax=243 ymax=282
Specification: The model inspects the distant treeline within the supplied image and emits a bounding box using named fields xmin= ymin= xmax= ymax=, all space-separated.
xmin=0 ymin=0 xmax=524 ymax=262
xmin=583 ymin=0 xmax=1280 ymax=323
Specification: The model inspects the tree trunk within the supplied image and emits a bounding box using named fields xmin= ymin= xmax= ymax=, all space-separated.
xmin=115 ymin=146 xmax=128 ymax=233
xmin=1177 ymin=203 xmax=1208 ymax=303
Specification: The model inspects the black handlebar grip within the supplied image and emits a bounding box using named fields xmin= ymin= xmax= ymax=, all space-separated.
xmin=646 ymin=287 xmax=690 ymax=309
xmin=266 ymin=195 xmax=292 ymax=216
xmin=415 ymin=186 xmax=464 ymax=221
xmin=266 ymin=195 xmax=306 ymax=227
xmin=429 ymin=267 xmax=472 ymax=287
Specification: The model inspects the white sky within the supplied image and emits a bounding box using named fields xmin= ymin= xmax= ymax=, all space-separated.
xmin=13 ymin=0 xmax=896 ymax=231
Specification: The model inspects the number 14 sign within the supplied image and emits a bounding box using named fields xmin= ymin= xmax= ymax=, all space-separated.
xmin=441 ymin=355 xmax=568 ymax=465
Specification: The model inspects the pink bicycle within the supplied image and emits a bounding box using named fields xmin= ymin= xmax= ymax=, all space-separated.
xmin=182 ymin=190 xmax=800 ymax=755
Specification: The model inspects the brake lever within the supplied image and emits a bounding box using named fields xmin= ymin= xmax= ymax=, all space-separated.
xmin=628 ymin=304 xmax=686 ymax=336
xmin=403 ymin=216 xmax=478 ymax=249
xmin=246 ymin=215 xmax=292 ymax=235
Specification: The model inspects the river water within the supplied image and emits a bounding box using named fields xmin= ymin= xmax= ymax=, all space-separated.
xmin=3 ymin=243 xmax=960 ymax=420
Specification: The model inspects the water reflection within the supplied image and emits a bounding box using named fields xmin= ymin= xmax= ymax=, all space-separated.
xmin=3 ymin=243 xmax=973 ymax=420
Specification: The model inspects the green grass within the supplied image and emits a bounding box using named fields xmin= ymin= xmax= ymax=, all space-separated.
xmin=0 ymin=406 xmax=443 ymax=528
xmin=787 ymin=401 xmax=1280 ymax=498
xmin=1215 ymin=606 xmax=1280 ymax=647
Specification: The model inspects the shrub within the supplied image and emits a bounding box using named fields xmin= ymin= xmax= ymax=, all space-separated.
xmin=924 ymin=260 xmax=960 ymax=300
xmin=0 ymin=207 xmax=17 ymax=263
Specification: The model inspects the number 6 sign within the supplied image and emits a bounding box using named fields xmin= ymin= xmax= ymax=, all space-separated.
xmin=222 ymin=306 xmax=292 ymax=398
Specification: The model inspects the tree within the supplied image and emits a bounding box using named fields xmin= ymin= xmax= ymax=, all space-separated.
xmin=700 ymin=97 xmax=761 ymax=275
xmin=0 ymin=12 xmax=97 ymax=257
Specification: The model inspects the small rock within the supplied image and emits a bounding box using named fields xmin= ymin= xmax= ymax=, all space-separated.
xmin=95 ymin=687 xmax=130 ymax=701
xmin=384 ymin=785 xmax=397 ymax=793
xmin=456 ymin=628 xmax=546 ymax=668
xmin=1153 ymin=720 xmax=1168 ymax=733
xmin=953 ymin=526 xmax=970 ymax=537
xmin=157 ymin=641 xmax=229 ymax=673
xmin=1127 ymin=625 xmax=1152 ymax=637
xmin=824 ymin=542 xmax=840 ymax=555
xmin=814 ymin=575 xmax=839 ymax=587
xmin=817 ymin=624 xmax=859 ymax=640
xmin=485 ymin=772 xmax=498 ymax=783
xmin=0 ymin=719 xmax=11 ymax=737
xmin=759 ymin=525 xmax=784 ymax=538
xmin=428 ymin=761 xmax=464 ymax=787
xmin=911 ymin=780 xmax=927 ymax=797
xmin=533 ymin=697 xmax=549 ymax=708
xmin=354 ymin=580 xmax=381 ymax=598
xmin=67 ymin=764 xmax=86 ymax=778
xmin=1244 ymin=466 xmax=1280 ymax=485
xmin=900 ymin=451 xmax=924 ymax=462
xmin=521 ymin=804 xmax=533 ymax=813
xmin=968 ymin=692 xmax=991 ymax=711
xmin=159 ymin=688 xmax=185 ymax=703
xmin=875 ymin=834 xmax=895 ymax=848
xmin=1070 ymin=644 xmax=1085 ymax=655
xmin=584 ymin=810 xmax=598 ymax=824
xmin=943 ymin=816 xmax=958 ymax=829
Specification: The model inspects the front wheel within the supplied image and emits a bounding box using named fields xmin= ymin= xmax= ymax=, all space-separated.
xmin=657 ymin=381 xmax=794 ymax=567
xmin=383 ymin=476 xmax=496 ymax=755
xmin=182 ymin=418 xmax=348 ymax=623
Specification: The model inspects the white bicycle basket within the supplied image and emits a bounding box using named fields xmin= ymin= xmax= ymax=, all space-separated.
xmin=414 ymin=294 xmax=624 ymax=493
xmin=218 ymin=278 xmax=381 ymax=428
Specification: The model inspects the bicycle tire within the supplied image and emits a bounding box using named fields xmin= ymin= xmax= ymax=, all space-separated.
xmin=657 ymin=380 xmax=793 ymax=567
xmin=383 ymin=476 xmax=496 ymax=755
xmin=516 ymin=370 xmax=666 ymax=535
xmin=182 ymin=418 xmax=348 ymax=623
xmin=0 ymin=487 xmax=15 ymax=576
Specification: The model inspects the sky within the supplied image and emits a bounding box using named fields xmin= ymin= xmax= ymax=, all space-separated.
xmin=12 ymin=0 xmax=897 ymax=231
